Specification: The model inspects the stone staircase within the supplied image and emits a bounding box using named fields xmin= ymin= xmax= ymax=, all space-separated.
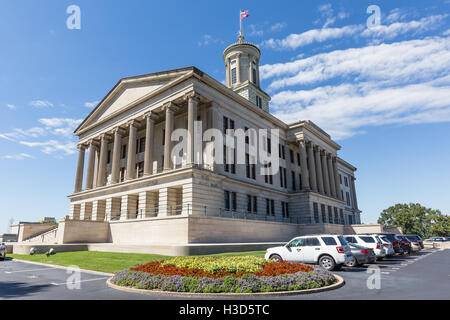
xmin=22 ymin=226 xmax=59 ymax=244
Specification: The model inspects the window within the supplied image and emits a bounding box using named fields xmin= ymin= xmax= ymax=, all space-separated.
xmin=137 ymin=161 xmax=144 ymax=178
xmin=291 ymin=171 xmax=296 ymax=190
xmin=256 ymin=96 xmax=262 ymax=108
xmin=281 ymin=202 xmax=289 ymax=218
xmin=231 ymin=68 xmax=237 ymax=84
xmin=341 ymin=190 xmax=344 ymax=200
xmin=349 ymin=215 xmax=353 ymax=224
xmin=328 ymin=206 xmax=333 ymax=223
xmin=344 ymin=176 xmax=348 ymax=187
xmin=288 ymin=238 xmax=304 ymax=247
xmin=137 ymin=138 xmax=145 ymax=154
xmin=305 ymin=237 xmax=320 ymax=246
xmin=252 ymin=196 xmax=257 ymax=214
xmin=340 ymin=210 xmax=344 ymax=225
xmin=298 ymin=173 xmax=302 ymax=190
xmin=345 ymin=236 xmax=357 ymax=243
xmin=334 ymin=207 xmax=339 ymax=224
xmin=270 ymin=199 xmax=275 ymax=216
xmin=266 ymin=199 xmax=270 ymax=216
xmin=231 ymin=192 xmax=237 ymax=211
xmin=162 ymin=130 xmax=165 ymax=145
xmin=252 ymin=61 xmax=257 ymax=84
xmin=279 ymin=166 xmax=283 ymax=187
xmin=121 ymin=145 xmax=127 ymax=159
xmin=346 ymin=192 xmax=351 ymax=206
xmin=231 ymin=148 xmax=236 ymax=174
xmin=107 ymin=150 xmax=111 ymax=164
xmin=321 ymin=237 xmax=337 ymax=246
xmin=223 ymin=145 xmax=228 ymax=172
xmin=251 ymin=162 xmax=256 ymax=180
xmin=290 ymin=149 xmax=294 ymax=163
xmin=223 ymin=116 xmax=229 ymax=132
xmin=224 ymin=191 xmax=230 ymax=210
xmin=245 ymin=127 xmax=249 ymax=144
xmin=283 ymin=168 xmax=287 ymax=188
xmin=282 ymin=145 xmax=285 ymax=159
xmin=313 ymin=203 xmax=319 ymax=223
xmin=247 ymin=195 xmax=252 ymax=212
xmin=229 ymin=119 xmax=235 ymax=130
xmin=297 ymin=153 xmax=301 ymax=166
xmin=321 ymin=204 xmax=326 ymax=223
xmin=360 ymin=236 xmax=375 ymax=243
xmin=339 ymin=174 xmax=342 ymax=184
xmin=267 ymin=137 xmax=271 ymax=154
xmin=119 ymin=167 xmax=125 ymax=182
xmin=246 ymin=154 xmax=250 ymax=178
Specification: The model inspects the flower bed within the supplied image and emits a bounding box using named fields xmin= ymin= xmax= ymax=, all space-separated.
xmin=111 ymin=256 xmax=336 ymax=293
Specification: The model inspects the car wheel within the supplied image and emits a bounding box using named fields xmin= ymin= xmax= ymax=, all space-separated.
xmin=319 ymin=255 xmax=336 ymax=271
xmin=269 ymin=254 xmax=282 ymax=262
xmin=345 ymin=256 xmax=359 ymax=267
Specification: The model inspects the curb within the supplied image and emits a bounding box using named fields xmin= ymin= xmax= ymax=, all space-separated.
xmin=106 ymin=274 xmax=345 ymax=298
xmin=10 ymin=258 xmax=114 ymax=277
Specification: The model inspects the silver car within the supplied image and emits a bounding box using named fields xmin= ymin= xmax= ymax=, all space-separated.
xmin=0 ymin=243 xmax=6 ymax=260
xmin=345 ymin=242 xmax=376 ymax=267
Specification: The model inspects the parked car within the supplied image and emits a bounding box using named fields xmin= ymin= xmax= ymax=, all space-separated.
xmin=404 ymin=234 xmax=424 ymax=249
xmin=425 ymin=237 xmax=446 ymax=242
xmin=345 ymin=243 xmax=376 ymax=267
xmin=0 ymin=243 xmax=6 ymax=260
xmin=344 ymin=235 xmax=386 ymax=259
xmin=265 ymin=234 xmax=353 ymax=271
xmin=396 ymin=235 xmax=412 ymax=254
xmin=371 ymin=233 xmax=404 ymax=255
xmin=377 ymin=237 xmax=395 ymax=256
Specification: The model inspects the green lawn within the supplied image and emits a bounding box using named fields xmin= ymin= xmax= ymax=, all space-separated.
xmin=9 ymin=250 xmax=265 ymax=274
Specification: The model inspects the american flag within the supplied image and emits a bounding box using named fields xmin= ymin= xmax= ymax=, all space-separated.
xmin=240 ymin=10 xmax=249 ymax=19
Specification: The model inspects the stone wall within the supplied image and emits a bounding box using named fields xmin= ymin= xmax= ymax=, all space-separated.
xmin=56 ymin=220 xmax=109 ymax=243
xmin=17 ymin=223 xmax=58 ymax=242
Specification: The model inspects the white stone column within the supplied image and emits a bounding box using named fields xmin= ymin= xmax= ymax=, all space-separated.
xmin=144 ymin=112 xmax=156 ymax=176
xmin=126 ymin=120 xmax=138 ymax=180
xmin=97 ymin=134 xmax=109 ymax=187
xmin=74 ymin=145 xmax=85 ymax=193
xmin=350 ymin=177 xmax=359 ymax=210
xmin=225 ymin=60 xmax=230 ymax=87
xmin=163 ymin=103 xmax=175 ymax=171
xmin=333 ymin=157 xmax=342 ymax=200
xmin=85 ymin=141 xmax=97 ymax=190
xmin=298 ymin=140 xmax=310 ymax=190
xmin=92 ymin=199 xmax=106 ymax=221
xmin=321 ymin=150 xmax=331 ymax=196
xmin=105 ymin=197 xmax=121 ymax=221
xmin=111 ymin=127 xmax=123 ymax=184
xmin=93 ymin=147 xmax=100 ymax=188
xmin=80 ymin=202 xmax=92 ymax=220
xmin=327 ymin=154 xmax=337 ymax=198
xmin=248 ymin=55 xmax=253 ymax=83
xmin=314 ymin=146 xmax=324 ymax=194
xmin=186 ymin=93 xmax=199 ymax=166
xmin=307 ymin=142 xmax=318 ymax=192
xmin=120 ymin=194 xmax=138 ymax=220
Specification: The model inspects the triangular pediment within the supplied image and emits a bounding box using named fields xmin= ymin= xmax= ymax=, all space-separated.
xmin=75 ymin=67 xmax=194 ymax=134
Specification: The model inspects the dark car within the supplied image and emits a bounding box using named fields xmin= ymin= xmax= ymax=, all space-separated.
xmin=404 ymin=234 xmax=424 ymax=249
xmin=396 ymin=235 xmax=412 ymax=255
xmin=365 ymin=233 xmax=404 ymax=255
xmin=345 ymin=242 xmax=376 ymax=267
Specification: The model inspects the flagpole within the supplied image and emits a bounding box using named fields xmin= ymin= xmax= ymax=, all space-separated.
xmin=239 ymin=10 xmax=242 ymax=37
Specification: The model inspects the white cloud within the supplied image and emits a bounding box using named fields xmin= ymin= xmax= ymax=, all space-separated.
xmin=20 ymin=140 xmax=77 ymax=155
xmin=29 ymin=100 xmax=54 ymax=107
xmin=248 ymin=24 xmax=264 ymax=37
xmin=270 ymin=22 xmax=287 ymax=33
xmin=0 ymin=127 xmax=46 ymax=141
xmin=6 ymin=104 xmax=16 ymax=110
xmin=262 ymin=14 xmax=447 ymax=50
xmin=84 ymin=100 xmax=100 ymax=108
xmin=261 ymin=37 xmax=450 ymax=90
xmin=1 ymin=153 xmax=34 ymax=160
xmin=198 ymin=34 xmax=224 ymax=46
xmin=261 ymin=25 xmax=363 ymax=50
xmin=262 ymin=35 xmax=450 ymax=140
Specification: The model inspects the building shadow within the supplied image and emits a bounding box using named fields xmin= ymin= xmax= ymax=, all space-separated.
xmin=0 ymin=281 xmax=52 ymax=299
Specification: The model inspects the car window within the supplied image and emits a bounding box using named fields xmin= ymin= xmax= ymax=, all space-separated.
xmin=321 ymin=237 xmax=337 ymax=246
xmin=304 ymin=237 xmax=320 ymax=246
xmin=345 ymin=236 xmax=357 ymax=243
xmin=337 ymin=236 xmax=348 ymax=245
xmin=288 ymin=238 xmax=304 ymax=247
xmin=374 ymin=236 xmax=383 ymax=244
xmin=359 ymin=236 xmax=375 ymax=243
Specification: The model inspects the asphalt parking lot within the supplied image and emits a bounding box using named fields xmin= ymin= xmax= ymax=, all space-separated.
xmin=0 ymin=248 xmax=448 ymax=300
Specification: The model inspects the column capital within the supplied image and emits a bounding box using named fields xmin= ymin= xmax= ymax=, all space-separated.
xmin=184 ymin=91 xmax=201 ymax=102
xmin=112 ymin=126 xmax=126 ymax=136
xmin=144 ymin=111 xmax=159 ymax=121
xmin=77 ymin=144 xmax=87 ymax=151
xmin=88 ymin=139 xmax=100 ymax=148
xmin=306 ymin=140 xmax=315 ymax=148
xmin=127 ymin=119 xmax=140 ymax=128
xmin=313 ymin=144 xmax=321 ymax=152
xmin=98 ymin=133 xmax=112 ymax=141
xmin=162 ymin=101 xmax=179 ymax=113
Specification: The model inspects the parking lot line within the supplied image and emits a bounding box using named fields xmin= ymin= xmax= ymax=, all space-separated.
xmin=50 ymin=277 xmax=109 ymax=286
xmin=4 ymin=267 xmax=56 ymax=274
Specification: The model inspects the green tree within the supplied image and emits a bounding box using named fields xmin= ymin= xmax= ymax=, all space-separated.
xmin=377 ymin=203 xmax=449 ymax=238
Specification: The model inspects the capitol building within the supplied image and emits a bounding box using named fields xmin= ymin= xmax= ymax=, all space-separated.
xmin=47 ymin=34 xmax=363 ymax=253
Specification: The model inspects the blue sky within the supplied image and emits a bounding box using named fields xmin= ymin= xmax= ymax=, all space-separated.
xmin=0 ymin=0 xmax=449 ymax=232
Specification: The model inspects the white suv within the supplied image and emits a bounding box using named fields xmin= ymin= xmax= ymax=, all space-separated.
xmin=344 ymin=235 xmax=386 ymax=259
xmin=264 ymin=234 xmax=353 ymax=270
